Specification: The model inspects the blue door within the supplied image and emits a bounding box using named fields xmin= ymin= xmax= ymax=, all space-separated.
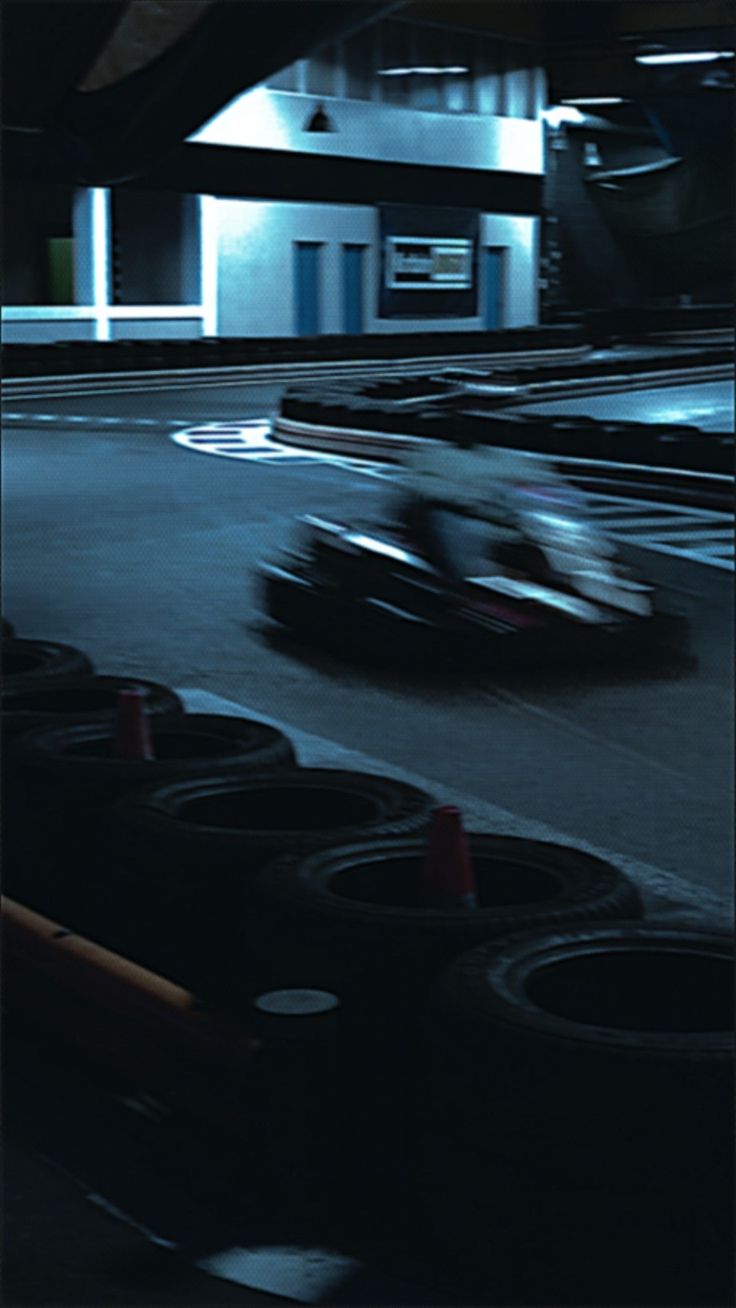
xmin=484 ymin=247 xmax=505 ymax=329
xmin=342 ymin=244 xmax=365 ymax=334
xmin=294 ymin=241 xmax=322 ymax=336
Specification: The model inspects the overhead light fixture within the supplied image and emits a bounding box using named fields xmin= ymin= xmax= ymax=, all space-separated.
xmin=635 ymin=51 xmax=734 ymax=65
xmin=561 ymin=97 xmax=626 ymax=106
xmin=377 ymin=65 xmax=469 ymax=76
xmin=303 ymin=102 xmax=336 ymax=133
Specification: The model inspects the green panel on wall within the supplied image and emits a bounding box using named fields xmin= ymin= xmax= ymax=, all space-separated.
xmin=46 ymin=237 xmax=74 ymax=305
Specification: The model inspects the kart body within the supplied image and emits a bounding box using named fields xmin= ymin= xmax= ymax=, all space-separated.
xmin=257 ymin=482 xmax=689 ymax=668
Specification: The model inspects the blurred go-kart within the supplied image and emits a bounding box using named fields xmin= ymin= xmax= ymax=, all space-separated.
xmin=257 ymin=479 xmax=690 ymax=669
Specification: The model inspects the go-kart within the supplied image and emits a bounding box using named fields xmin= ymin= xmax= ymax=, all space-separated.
xmin=257 ymin=484 xmax=690 ymax=669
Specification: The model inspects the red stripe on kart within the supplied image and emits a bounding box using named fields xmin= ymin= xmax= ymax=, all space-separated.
xmin=475 ymin=601 xmax=542 ymax=628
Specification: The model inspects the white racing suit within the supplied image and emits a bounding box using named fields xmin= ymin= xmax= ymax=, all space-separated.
xmin=396 ymin=442 xmax=579 ymax=581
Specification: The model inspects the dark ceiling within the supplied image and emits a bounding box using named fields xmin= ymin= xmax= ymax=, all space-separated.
xmin=2 ymin=1 xmax=404 ymax=184
xmin=2 ymin=0 xmax=733 ymax=187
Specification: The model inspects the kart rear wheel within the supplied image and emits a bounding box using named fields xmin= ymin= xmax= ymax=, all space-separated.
xmin=261 ymin=564 xmax=341 ymax=636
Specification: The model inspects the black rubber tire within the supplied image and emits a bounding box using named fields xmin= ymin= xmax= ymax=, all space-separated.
xmin=110 ymin=769 xmax=435 ymax=997
xmin=4 ymin=715 xmax=297 ymax=942
xmin=116 ymin=768 xmax=433 ymax=869
xmin=2 ymin=674 xmax=183 ymax=741
xmin=431 ymin=924 xmax=734 ymax=1188
xmin=16 ymin=713 xmax=297 ymax=796
xmin=253 ymin=835 xmax=642 ymax=1004
xmin=262 ymin=565 xmax=431 ymax=667
xmin=262 ymin=564 xmax=339 ymax=634
xmin=1 ymin=638 xmax=94 ymax=686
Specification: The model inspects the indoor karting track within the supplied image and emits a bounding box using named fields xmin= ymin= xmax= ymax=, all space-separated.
xmin=3 ymin=370 xmax=733 ymax=914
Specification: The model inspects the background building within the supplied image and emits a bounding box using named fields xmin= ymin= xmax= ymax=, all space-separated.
xmin=3 ymin=14 xmax=545 ymax=342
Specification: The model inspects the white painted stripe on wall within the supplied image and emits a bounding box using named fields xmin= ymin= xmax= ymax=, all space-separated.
xmin=91 ymin=188 xmax=111 ymax=342
xmin=200 ymin=194 xmax=218 ymax=336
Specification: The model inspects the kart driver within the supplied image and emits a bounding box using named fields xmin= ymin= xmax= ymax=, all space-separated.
xmin=397 ymin=430 xmax=571 ymax=581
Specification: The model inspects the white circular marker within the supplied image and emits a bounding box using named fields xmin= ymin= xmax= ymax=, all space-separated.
xmin=252 ymin=989 xmax=341 ymax=1043
xmin=253 ymin=989 xmax=340 ymax=1017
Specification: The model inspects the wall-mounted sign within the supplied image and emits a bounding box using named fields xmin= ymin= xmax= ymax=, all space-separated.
xmin=378 ymin=206 xmax=478 ymax=318
xmin=385 ymin=237 xmax=474 ymax=290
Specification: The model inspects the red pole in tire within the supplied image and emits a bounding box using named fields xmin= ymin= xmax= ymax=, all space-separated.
xmin=422 ymin=805 xmax=478 ymax=909
xmin=112 ymin=687 xmax=155 ymax=759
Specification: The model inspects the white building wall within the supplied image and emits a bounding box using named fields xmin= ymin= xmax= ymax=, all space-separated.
xmin=4 ymin=57 xmax=546 ymax=342
xmin=215 ymin=199 xmax=540 ymax=336
xmin=191 ymin=88 xmax=544 ymax=176
xmin=481 ymin=213 xmax=540 ymax=327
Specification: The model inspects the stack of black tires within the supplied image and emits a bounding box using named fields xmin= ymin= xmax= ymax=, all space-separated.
xmin=280 ymin=381 xmax=735 ymax=475
xmin=2 ymin=620 xmax=732 ymax=1305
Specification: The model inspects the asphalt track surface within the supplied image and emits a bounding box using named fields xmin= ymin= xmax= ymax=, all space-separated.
xmin=3 ymin=377 xmax=733 ymax=913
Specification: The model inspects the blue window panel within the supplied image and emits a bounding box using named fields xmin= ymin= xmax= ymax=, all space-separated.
xmin=342 ymin=244 xmax=365 ymax=335
xmin=294 ymin=242 xmax=322 ymax=336
xmin=484 ymin=247 xmax=505 ymax=330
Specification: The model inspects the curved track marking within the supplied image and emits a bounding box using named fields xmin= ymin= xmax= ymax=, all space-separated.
xmin=170 ymin=419 xmax=399 ymax=478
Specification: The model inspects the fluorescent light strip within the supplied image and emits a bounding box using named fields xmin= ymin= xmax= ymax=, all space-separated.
xmin=377 ymin=65 xmax=469 ymax=76
xmin=561 ymin=97 xmax=626 ymax=105
xmin=2 ymin=306 xmax=205 ymax=321
xmin=635 ymin=51 xmax=734 ymax=65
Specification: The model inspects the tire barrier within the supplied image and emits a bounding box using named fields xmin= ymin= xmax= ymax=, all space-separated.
xmin=251 ymin=835 xmax=642 ymax=1014
xmin=421 ymin=924 xmax=734 ymax=1304
xmin=1 ymin=674 xmax=183 ymax=743
xmin=2 ymin=324 xmax=587 ymax=378
xmin=4 ymin=715 xmax=298 ymax=937
xmin=109 ymin=769 xmax=435 ymax=999
xmin=2 ymin=677 xmax=185 ymax=941
xmin=252 ymin=835 xmax=643 ymax=1253
xmin=585 ymin=303 xmax=733 ymax=346
xmin=1 ymin=638 xmax=94 ymax=687
xmin=278 ymin=385 xmax=735 ymax=479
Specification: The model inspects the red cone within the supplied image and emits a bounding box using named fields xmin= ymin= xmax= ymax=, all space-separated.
xmin=111 ymin=688 xmax=155 ymax=760
xmin=422 ymin=805 xmax=477 ymax=909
